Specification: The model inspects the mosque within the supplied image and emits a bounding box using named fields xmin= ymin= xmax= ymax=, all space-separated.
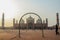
xmin=13 ymin=13 xmax=48 ymax=29
xmin=1 ymin=12 xmax=59 ymax=29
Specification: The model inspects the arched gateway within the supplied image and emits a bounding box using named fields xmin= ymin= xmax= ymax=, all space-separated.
xmin=18 ymin=12 xmax=44 ymax=37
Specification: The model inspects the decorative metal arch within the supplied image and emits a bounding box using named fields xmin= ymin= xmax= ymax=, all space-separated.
xmin=18 ymin=12 xmax=44 ymax=38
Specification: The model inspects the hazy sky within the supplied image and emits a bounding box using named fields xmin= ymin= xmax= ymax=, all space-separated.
xmin=0 ymin=0 xmax=60 ymax=27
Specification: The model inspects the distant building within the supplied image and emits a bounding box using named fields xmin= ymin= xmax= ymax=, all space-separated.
xmin=13 ymin=16 xmax=48 ymax=29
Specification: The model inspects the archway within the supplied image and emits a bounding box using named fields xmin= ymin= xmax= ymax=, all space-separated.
xmin=19 ymin=12 xmax=44 ymax=38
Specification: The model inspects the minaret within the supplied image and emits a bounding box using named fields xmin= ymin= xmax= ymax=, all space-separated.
xmin=13 ymin=18 xmax=15 ymax=27
xmin=16 ymin=20 xmax=18 ymax=27
xmin=56 ymin=13 xmax=59 ymax=26
xmin=43 ymin=20 xmax=45 ymax=23
xmin=2 ymin=13 xmax=4 ymax=29
xmin=43 ymin=20 xmax=45 ymax=28
xmin=16 ymin=20 xmax=18 ymax=24
xmin=46 ymin=18 xmax=48 ymax=27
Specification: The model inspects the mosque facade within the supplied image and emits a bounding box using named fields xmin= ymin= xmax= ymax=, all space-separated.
xmin=13 ymin=15 xmax=48 ymax=29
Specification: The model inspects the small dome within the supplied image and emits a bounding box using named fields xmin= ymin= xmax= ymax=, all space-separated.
xmin=26 ymin=16 xmax=34 ymax=23
xmin=27 ymin=16 xmax=34 ymax=21
xmin=20 ymin=19 xmax=24 ymax=23
xmin=36 ymin=19 xmax=41 ymax=23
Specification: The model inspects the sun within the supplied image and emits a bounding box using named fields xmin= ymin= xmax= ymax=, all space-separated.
xmin=0 ymin=0 xmax=17 ymax=19
xmin=0 ymin=0 xmax=25 ymax=27
xmin=0 ymin=0 xmax=18 ymax=27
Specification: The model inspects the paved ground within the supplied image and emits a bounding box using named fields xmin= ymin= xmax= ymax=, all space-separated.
xmin=0 ymin=29 xmax=60 ymax=40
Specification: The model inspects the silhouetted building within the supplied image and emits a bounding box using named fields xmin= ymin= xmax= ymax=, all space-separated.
xmin=13 ymin=16 xmax=48 ymax=29
xmin=2 ymin=13 xmax=4 ymax=29
xmin=26 ymin=16 xmax=34 ymax=29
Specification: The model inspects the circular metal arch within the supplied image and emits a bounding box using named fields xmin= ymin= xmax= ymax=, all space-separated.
xmin=19 ymin=12 xmax=42 ymax=23
xmin=18 ymin=12 xmax=44 ymax=38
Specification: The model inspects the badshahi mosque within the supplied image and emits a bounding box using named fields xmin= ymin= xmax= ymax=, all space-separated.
xmin=13 ymin=12 xmax=48 ymax=29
